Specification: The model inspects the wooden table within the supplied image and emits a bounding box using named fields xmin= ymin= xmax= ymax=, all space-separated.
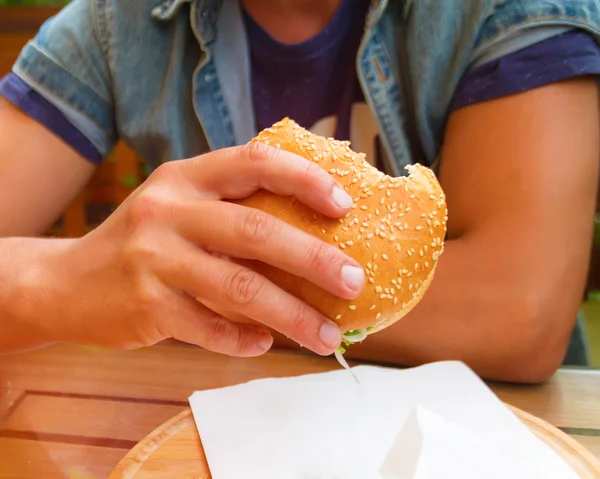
xmin=0 ymin=343 xmax=599 ymax=478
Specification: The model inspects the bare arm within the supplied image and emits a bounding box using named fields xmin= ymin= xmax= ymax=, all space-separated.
xmin=0 ymin=102 xmax=365 ymax=356
xmin=348 ymin=78 xmax=600 ymax=383
xmin=0 ymin=97 xmax=97 ymax=352
xmin=0 ymin=96 xmax=96 ymax=236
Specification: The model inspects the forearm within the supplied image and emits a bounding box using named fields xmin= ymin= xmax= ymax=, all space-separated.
xmin=346 ymin=233 xmax=587 ymax=383
xmin=0 ymin=237 xmax=72 ymax=354
xmin=348 ymin=79 xmax=599 ymax=383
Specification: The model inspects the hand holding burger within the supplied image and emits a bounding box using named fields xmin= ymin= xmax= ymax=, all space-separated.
xmin=9 ymin=118 xmax=445 ymax=362
xmin=225 ymin=118 xmax=448 ymax=363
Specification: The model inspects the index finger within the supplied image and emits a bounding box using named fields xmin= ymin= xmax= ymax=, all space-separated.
xmin=180 ymin=141 xmax=354 ymax=219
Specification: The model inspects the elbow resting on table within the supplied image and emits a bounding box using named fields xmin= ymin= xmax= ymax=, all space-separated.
xmin=492 ymin=288 xmax=576 ymax=384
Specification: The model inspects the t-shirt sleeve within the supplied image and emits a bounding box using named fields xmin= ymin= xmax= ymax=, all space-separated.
xmin=0 ymin=0 xmax=117 ymax=162
xmin=450 ymin=29 xmax=600 ymax=112
xmin=0 ymin=73 xmax=103 ymax=164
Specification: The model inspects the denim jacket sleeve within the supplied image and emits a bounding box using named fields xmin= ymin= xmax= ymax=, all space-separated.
xmin=400 ymin=0 xmax=600 ymax=167
xmin=11 ymin=0 xmax=117 ymax=157
xmin=476 ymin=0 xmax=600 ymax=65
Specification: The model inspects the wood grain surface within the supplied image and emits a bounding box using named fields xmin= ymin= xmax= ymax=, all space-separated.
xmin=575 ymin=436 xmax=600 ymax=459
xmin=506 ymin=405 xmax=600 ymax=478
xmin=110 ymin=410 xmax=209 ymax=479
xmin=0 ymin=388 xmax=25 ymax=421
xmin=1 ymin=343 xmax=599 ymax=478
xmin=109 ymin=406 xmax=600 ymax=479
xmin=0 ymin=438 xmax=126 ymax=479
xmin=490 ymin=369 xmax=600 ymax=431
xmin=3 ymin=395 xmax=185 ymax=444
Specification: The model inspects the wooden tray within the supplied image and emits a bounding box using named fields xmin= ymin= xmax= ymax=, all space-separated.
xmin=110 ymin=406 xmax=600 ymax=479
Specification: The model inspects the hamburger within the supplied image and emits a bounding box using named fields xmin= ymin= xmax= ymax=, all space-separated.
xmin=231 ymin=118 xmax=447 ymax=367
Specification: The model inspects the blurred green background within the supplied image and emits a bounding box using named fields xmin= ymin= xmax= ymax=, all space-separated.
xmin=581 ymin=214 xmax=600 ymax=367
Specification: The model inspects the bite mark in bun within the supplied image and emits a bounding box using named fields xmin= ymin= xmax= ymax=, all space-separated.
xmin=232 ymin=118 xmax=447 ymax=361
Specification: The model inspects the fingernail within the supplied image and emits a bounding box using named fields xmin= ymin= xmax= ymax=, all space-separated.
xmin=332 ymin=186 xmax=353 ymax=210
xmin=342 ymin=264 xmax=365 ymax=291
xmin=259 ymin=333 xmax=273 ymax=351
xmin=319 ymin=321 xmax=341 ymax=348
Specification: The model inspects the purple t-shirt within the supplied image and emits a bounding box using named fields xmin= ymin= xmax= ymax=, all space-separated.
xmin=242 ymin=0 xmax=600 ymax=170
xmin=1 ymin=0 xmax=599 ymax=167
xmin=242 ymin=0 xmax=370 ymax=140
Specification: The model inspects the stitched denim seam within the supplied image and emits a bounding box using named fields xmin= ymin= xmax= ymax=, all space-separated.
xmin=94 ymin=0 xmax=110 ymax=60
xmin=12 ymin=66 xmax=114 ymax=156
xmin=476 ymin=15 xmax=600 ymax=61
xmin=96 ymin=0 xmax=120 ymax=139
xmin=14 ymin=45 xmax=113 ymax=131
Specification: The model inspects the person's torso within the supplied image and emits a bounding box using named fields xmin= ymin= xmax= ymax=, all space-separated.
xmin=98 ymin=0 xmax=600 ymax=176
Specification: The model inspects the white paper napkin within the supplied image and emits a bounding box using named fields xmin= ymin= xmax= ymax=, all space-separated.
xmin=188 ymin=361 xmax=579 ymax=479
xmin=379 ymin=406 xmax=546 ymax=478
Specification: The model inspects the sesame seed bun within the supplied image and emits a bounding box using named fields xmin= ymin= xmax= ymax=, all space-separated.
xmin=230 ymin=118 xmax=447 ymax=336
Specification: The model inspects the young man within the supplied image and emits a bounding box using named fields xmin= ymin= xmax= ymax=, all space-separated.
xmin=0 ymin=0 xmax=599 ymax=382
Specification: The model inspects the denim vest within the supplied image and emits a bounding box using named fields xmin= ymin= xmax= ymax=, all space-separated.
xmin=12 ymin=0 xmax=600 ymax=176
